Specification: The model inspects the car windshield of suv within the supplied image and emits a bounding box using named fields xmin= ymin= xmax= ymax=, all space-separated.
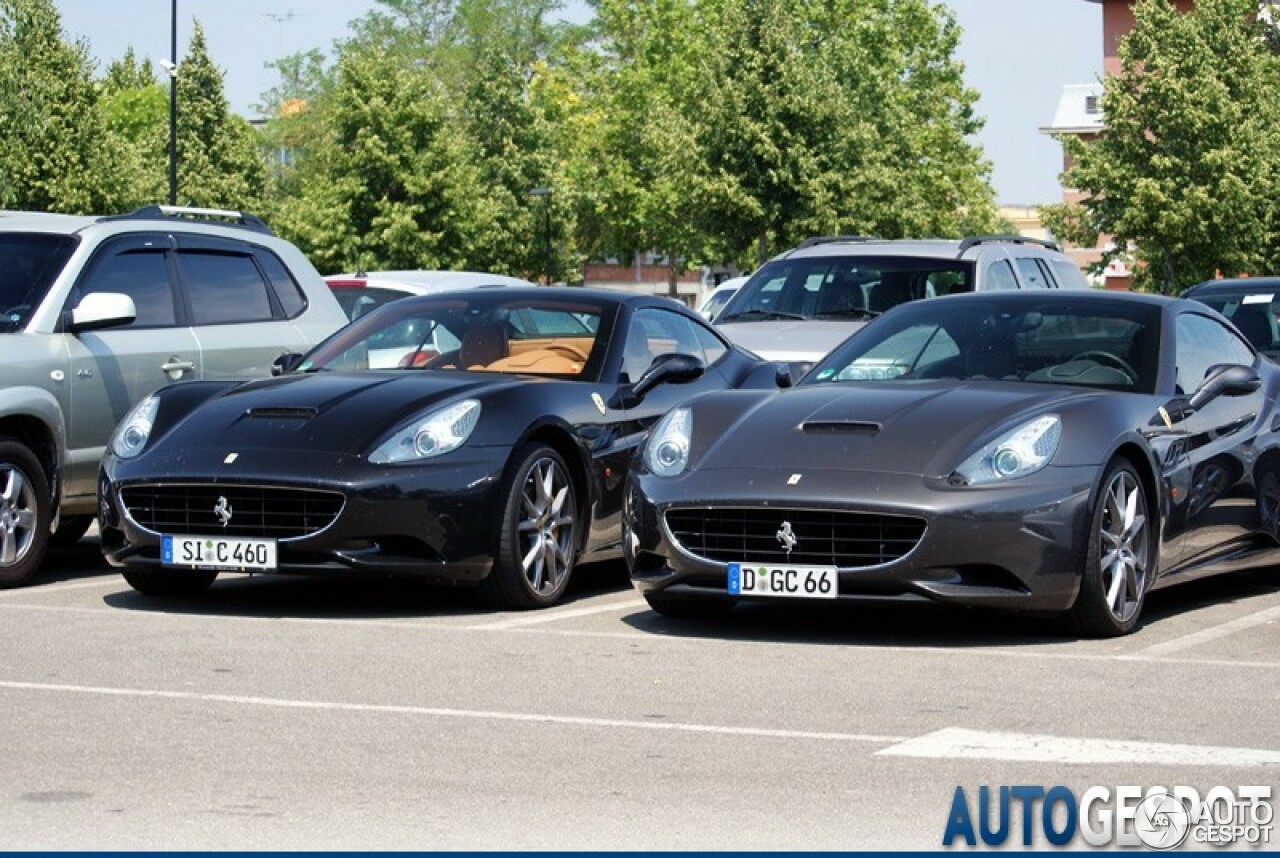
xmin=1190 ymin=291 xmax=1280 ymax=360
xmin=0 ymin=233 xmax=78 ymax=332
xmin=716 ymin=256 xmax=973 ymax=324
xmin=804 ymin=297 xmax=1161 ymax=394
xmin=301 ymin=293 xmax=610 ymax=378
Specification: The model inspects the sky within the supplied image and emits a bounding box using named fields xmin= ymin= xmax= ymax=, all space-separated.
xmin=51 ymin=0 xmax=1103 ymax=206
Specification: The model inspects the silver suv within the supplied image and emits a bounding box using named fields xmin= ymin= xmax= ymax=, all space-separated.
xmin=0 ymin=206 xmax=348 ymax=585
xmin=715 ymin=234 xmax=1090 ymax=363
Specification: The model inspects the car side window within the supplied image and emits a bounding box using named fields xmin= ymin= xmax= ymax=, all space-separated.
xmin=1175 ymin=312 xmax=1256 ymax=394
xmin=622 ymin=308 xmax=707 ymax=382
xmin=690 ymin=319 xmax=728 ymax=366
xmin=256 ymin=251 xmax=307 ymax=318
xmin=1014 ymin=258 xmax=1051 ymax=289
xmin=77 ymin=248 xmax=176 ymax=328
xmin=179 ymin=251 xmax=275 ymax=325
xmin=983 ymin=260 xmax=1018 ymax=291
xmin=1050 ymin=259 xmax=1089 ymax=290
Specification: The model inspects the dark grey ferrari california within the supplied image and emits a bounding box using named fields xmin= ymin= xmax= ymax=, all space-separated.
xmin=98 ymin=288 xmax=776 ymax=609
xmin=625 ymin=290 xmax=1280 ymax=636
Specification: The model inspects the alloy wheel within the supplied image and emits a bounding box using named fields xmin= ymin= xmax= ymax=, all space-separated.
xmin=1097 ymin=468 xmax=1149 ymax=624
xmin=0 ymin=463 xmax=38 ymax=567
xmin=515 ymin=456 xmax=575 ymax=596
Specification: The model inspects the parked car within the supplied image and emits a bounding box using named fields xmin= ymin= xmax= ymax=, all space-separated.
xmin=327 ymin=270 xmax=536 ymax=317
xmin=0 ymin=205 xmax=348 ymax=586
xmin=98 ymin=287 xmax=780 ymax=609
xmin=1182 ymin=277 xmax=1280 ymax=360
xmin=715 ymin=234 xmax=1090 ymax=365
xmin=627 ymin=290 xmax=1279 ymax=636
xmin=697 ymin=276 xmax=747 ymax=321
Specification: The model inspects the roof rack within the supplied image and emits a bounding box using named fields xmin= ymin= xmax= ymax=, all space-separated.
xmin=99 ymin=205 xmax=274 ymax=236
xmin=957 ymin=234 xmax=1059 ymax=254
xmin=795 ymin=235 xmax=879 ymax=249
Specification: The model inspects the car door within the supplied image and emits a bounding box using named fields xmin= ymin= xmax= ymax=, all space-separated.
xmin=1166 ymin=311 xmax=1267 ymax=570
xmin=61 ymin=233 xmax=201 ymax=504
xmin=174 ymin=236 xmax=316 ymax=380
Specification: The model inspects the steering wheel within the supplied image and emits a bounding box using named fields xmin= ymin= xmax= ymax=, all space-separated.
xmin=1069 ymin=350 xmax=1138 ymax=382
xmin=544 ymin=342 xmax=590 ymax=362
xmin=421 ymin=349 xmax=462 ymax=369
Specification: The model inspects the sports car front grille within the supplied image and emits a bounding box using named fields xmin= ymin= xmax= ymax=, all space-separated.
xmin=664 ymin=507 xmax=926 ymax=569
xmin=120 ymin=484 xmax=345 ymax=540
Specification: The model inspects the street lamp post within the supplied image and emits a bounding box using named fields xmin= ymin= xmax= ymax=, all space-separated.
xmin=529 ymin=187 xmax=551 ymax=285
xmin=167 ymin=0 xmax=178 ymax=205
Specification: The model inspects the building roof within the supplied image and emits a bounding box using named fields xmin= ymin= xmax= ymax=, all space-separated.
xmin=1040 ymin=83 xmax=1105 ymax=135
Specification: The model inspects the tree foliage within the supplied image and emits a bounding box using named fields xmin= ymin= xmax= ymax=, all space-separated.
xmin=0 ymin=0 xmax=125 ymax=212
xmin=1045 ymin=0 xmax=1280 ymax=293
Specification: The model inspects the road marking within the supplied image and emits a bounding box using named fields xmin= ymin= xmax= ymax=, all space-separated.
xmin=0 ymin=577 xmax=123 ymax=597
xmin=0 ymin=679 xmax=908 ymax=745
xmin=1134 ymin=605 xmax=1280 ymax=658
xmin=466 ymin=598 xmax=646 ymax=630
xmin=878 ymin=727 xmax=1280 ymax=768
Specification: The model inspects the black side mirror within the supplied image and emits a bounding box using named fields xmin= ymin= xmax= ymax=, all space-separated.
xmin=1188 ymin=363 xmax=1260 ymax=411
xmin=272 ymin=352 xmax=304 ymax=376
xmin=632 ymin=352 xmax=705 ymax=399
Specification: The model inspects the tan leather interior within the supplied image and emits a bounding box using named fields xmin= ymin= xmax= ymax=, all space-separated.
xmin=475 ymin=336 xmax=593 ymax=375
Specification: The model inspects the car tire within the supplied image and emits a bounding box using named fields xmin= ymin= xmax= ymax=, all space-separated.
xmin=122 ymin=568 xmax=218 ymax=597
xmin=479 ymin=443 xmax=578 ymax=610
xmin=50 ymin=514 xmax=94 ymax=547
xmin=1067 ymin=459 xmax=1152 ymax=637
xmin=643 ymin=591 xmax=735 ymax=619
xmin=0 ymin=438 xmax=51 ymax=589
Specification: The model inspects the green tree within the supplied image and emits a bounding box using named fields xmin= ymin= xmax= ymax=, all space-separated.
xmin=1045 ymin=0 xmax=1280 ymax=293
xmin=99 ymin=48 xmax=167 ymax=207
xmin=696 ymin=0 xmax=997 ymax=265
xmin=273 ymin=47 xmax=492 ymax=274
xmin=174 ymin=22 xmax=267 ymax=212
xmin=0 ymin=0 xmax=127 ymax=212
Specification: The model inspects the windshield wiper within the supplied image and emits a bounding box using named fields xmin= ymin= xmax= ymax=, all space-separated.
xmin=721 ymin=309 xmax=807 ymax=322
xmin=812 ymin=308 xmax=880 ymax=320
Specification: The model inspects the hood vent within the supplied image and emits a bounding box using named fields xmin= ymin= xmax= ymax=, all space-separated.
xmin=246 ymin=406 xmax=318 ymax=420
xmin=801 ymin=419 xmax=880 ymax=436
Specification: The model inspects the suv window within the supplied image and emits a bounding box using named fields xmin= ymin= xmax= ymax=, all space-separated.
xmin=80 ymin=248 xmax=176 ymax=327
xmin=1050 ymin=259 xmax=1089 ymax=290
xmin=719 ymin=256 xmax=974 ymax=322
xmin=1015 ymin=257 xmax=1052 ymax=289
xmin=984 ymin=260 xmax=1019 ymax=291
xmin=179 ymin=251 xmax=275 ymax=325
xmin=257 ymin=251 xmax=307 ymax=318
xmin=0 ymin=233 xmax=78 ymax=331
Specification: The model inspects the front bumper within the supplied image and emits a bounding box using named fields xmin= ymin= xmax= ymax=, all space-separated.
xmin=99 ymin=446 xmax=507 ymax=583
xmin=625 ymin=465 xmax=1097 ymax=613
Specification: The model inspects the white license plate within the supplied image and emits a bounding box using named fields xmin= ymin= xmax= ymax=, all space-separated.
xmin=727 ymin=563 xmax=837 ymax=599
xmin=162 ymin=535 xmax=277 ymax=571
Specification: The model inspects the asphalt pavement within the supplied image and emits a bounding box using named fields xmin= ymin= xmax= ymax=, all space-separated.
xmin=0 ymin=535 xmax=1277 ymax=850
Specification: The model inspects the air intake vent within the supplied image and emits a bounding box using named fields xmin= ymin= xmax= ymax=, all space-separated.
xmin=246 ymin=407 xmax=318 ymax=419
xmin=801 ymin=420 xmax=880 ymax=435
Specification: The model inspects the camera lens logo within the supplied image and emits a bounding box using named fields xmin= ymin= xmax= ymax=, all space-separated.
xmin=1134 ymin=793 xmax=1192 ymax=850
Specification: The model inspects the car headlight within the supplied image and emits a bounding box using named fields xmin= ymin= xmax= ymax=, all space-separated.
xmin=369 ymin=399 xmax=481 ymax=464
xmin=644 ymin=407 xmax=692 ymax=477
xmin=111 ymin=395 xmax=159 ymax=459
xmin=951 ymin=414 xmax=1061 ymax=485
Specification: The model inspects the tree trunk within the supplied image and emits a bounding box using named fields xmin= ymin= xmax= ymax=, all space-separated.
xmin=667 ymin=249 xmax=679 ymax=300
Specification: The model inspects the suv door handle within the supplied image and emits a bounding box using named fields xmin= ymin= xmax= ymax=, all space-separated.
xmin=161 ymin=358 xmax=196 ymax=378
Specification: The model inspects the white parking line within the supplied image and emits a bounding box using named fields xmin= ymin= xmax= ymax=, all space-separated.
xmin=1134 ymin=605 xmax=1280 ymax=658
xmin=878 ymin=727 xmax=1280 ymax=768
xmin=466 ymin=598 xmax=647 ymax=630
xmin=0 ymin=577 xmax=123 ymax=597
xmin=0 ymin=679 xmax=908 ymax=745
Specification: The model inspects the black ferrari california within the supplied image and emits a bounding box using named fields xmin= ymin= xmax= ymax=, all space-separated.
xmin=625 ymin=290 xmax=1280 ymax=636
xmin=98 ymin=287 xmax=776 ymax=608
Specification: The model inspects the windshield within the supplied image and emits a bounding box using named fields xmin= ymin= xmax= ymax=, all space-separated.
xmin=0 ymin=233 xmax=78 ymax=332
xmin=805 ymin=296 xmax=1161 ymax=394
xmin=301 ymin=292 xmax=610 ymax=379
xmin=717 ymin=255 xmax=973 ymax=323
xmin=1191 ymin=292 xmax=1280 ymax=359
